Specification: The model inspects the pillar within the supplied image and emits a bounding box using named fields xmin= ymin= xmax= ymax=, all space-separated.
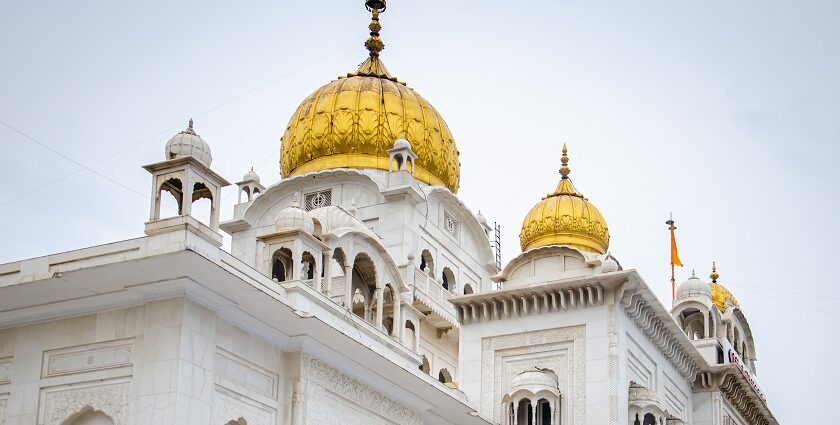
xmin=344 ymin=264 xmax=353 ymax=309
xmin=322 ymin=251 xmax=332 ymax=297
xmin=375 ymin=286 xmax=384 ymax=330
xmin=392 ymin=287 xmax=402 ymax=339
xmin=530 ymin=402 xmax=536 ymax=425
xmin=313 ymin=256 xmax=322 ymax=292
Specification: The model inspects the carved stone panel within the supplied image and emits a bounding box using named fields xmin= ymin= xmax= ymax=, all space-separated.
xmin=302 ymin=355 xmax=422 ymax=425
xmin=215 ymin=349 xmax=278 ymax=400
xmin=481 ymin=326 xmax=586 ymax=424
xmin=42 ymin=339 xmax=134 ymax=378
xmin=0 ymin=358 xmax=11 ymax=384
xmin=40 ymin=379 xmax=129 ymax=425
xmin=212 ymin=387 xmax=274 ymax=425
xmin=0 ymin=394 xmax=8 ymax=425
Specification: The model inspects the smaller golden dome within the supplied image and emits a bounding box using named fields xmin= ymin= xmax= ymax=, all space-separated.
xmin=519 ymin=145 xmax=610 ymax=253
xmin=709 ymin=262 xmax=740 ymax=311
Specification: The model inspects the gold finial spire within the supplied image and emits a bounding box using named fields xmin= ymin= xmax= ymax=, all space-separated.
xmin=560 ymin=143 xmax=570 ymax=179
xmin=710 ymin=261 xmax=719 ymax=283
xmin=364 ymin=1 xmax=386 ymax=58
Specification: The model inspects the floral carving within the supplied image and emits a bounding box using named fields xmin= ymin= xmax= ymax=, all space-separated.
xmin=212 ymin=389 xmax=273 ymax=425
xmin=481 ymin=326 xmax=586 ymax=423
xmin=42 ymin=381 xmax=128 ymax=425
xmin=302 ymin=355 xmax=421 ymax=425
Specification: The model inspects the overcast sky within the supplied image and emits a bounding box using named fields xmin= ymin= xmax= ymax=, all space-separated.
xmin=1 ymin=1 xmax=837 ymax=421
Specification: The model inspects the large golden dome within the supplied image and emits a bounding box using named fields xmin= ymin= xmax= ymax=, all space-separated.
xmin=519 ymin=145 xmax=610 ymax=253
xmin=280 ymin=7 xmax=459 ymax=192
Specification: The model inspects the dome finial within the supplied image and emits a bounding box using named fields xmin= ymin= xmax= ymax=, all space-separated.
xmin=560 ymin=143 xmax=571 ymax=179
xmin=182 ymin=119 xmax=197 ymax=136
xmin=364 ymin=1 xmax=386 ymax=58
xmin=710 ymin=261 xmax=719 ymax=283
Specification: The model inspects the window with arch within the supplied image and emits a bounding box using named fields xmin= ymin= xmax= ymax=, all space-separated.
xmin=438 ymin=368 xmax=453 ymax=384
xmin=420 ymin=355 xmax=430 ymax=374
xmin=271 ymin=248 xmax=293 ymax=282
xmin=463 ymin=283 xmax=474 ymax=295
xmin=191 ymin=182 xmax=214 ymax=226
xmin=419 ymin=249 xmax=434 ymax=276
xmin=643 ymin=413 xmax=657 ymax=425
xmin=351 ymin=253 xmax=377 ymax=323
xmin=158 ymin=177 xmax=184 ymax=218
xmin=301 ymin=251 xmax=316 ymax=281
xmin=441 ymin=267 xmax=456 ymax=292
xmin=61 ymin=407 xmax=115 ymax=425
xmin=405 ymin=320 xmax=416 ymax=348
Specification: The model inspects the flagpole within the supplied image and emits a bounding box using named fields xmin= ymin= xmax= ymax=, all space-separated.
xmin=666 ymin=214 xmax=677 ymax=301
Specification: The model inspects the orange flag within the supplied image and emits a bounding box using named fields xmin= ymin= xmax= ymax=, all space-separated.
xmin=668 ymin=219 xmax=683 ymax=267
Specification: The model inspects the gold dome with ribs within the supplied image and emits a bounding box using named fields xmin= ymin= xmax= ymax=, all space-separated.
xmin=279 ymin=6 xmax=459 ymax=192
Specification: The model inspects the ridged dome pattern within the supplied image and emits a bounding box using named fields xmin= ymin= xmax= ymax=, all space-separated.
xmin=519 ymin=145 xmax=610 ymax=253
xmin=280 ymin=57 xmax=460 ymax=192
xmin=165 ymin=120 xmax=212 ymax=166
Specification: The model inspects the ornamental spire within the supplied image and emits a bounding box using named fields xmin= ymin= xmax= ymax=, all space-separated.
xmin=710 ymin=262 xmax=719 ymax=283
xmin=364 ymin=0 xmax=386 ymax=58
xmin=549 ymin=143 xmax=583 ymax=198
xmin=560 ymin=143 xmax=571 ymax=179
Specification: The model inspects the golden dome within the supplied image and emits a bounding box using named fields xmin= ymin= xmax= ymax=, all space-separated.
xmin=519 ymin=145 xmax=610 ymax=253
xmin=709 ymin=262 xmax=740 ymax=311
xmin=280 ymin=7 xmax=459 ymax=192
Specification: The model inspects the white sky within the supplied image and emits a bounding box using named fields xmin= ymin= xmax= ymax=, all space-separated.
xmin=1 ymin=1 xmax=837 ymax=421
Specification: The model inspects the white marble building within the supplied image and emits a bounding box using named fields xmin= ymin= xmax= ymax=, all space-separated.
xmin=0 ymin=2 xmax=778 ymax=424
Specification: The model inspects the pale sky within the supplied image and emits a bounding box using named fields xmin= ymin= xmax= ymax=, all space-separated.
xmin=1 ymin=1 xmax=837 ymax=421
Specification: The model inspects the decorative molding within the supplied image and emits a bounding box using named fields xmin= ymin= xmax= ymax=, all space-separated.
xmin=40 ymin=379 xmax=129 ymax=425
xmin=42 ymin=339 xmax=133 ymax=378
xmin=215 ymin=349 xmax=278 ymax=400
xmin=302 ymin=354 xmax=422 ymax=425
xmin=621 ymin=292 xmax=698 ymax=378
xmin=212 ymin=386 xmax=274 ymax=425
xmin=0 ymin=358 xmax=11 ymax=384
xmin=455 ymin=283 xmax=604 ymax=324
xmin=481 ymin=326 xmax=585 ymax=424
xmin=607 ymin=304 xmax=619 ymax=425
xmin=720 ymin=375 xmax=770 ymax=425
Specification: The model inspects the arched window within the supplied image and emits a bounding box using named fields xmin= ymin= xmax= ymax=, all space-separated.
xmin=191 ymin=182 xmax=213 ymax=226
xmin=438 ymin=368 xmax=453 ymax=384
xmin=351 ymin=253 xmax=377 ymax=323
xmin=420 ymin=250 xmax=434 ymax=276
xmin=158 ymin=177 xmax=183 ymax=218
xmin=633 ymin=413 xmax=641 ymax=425
xmin=643 ymin=413 xmax=657 ymax=425
xmin=420 ymin=355 xmax=430 ymax=374
xmin=405 ymin=320 xmax=416 ymax=348
xmin=516 ymin=398 xmax=532 ymax=425
xmin=463 ymin=283 xmax=474 ymax=295
xmin=271 ymin=248 xmax=293 ymax=282
xmin=680 ymin=308 xmax=705 ymax=340
xmin=442 ymin=267 xmax=455 ymax=292
xmin=61 ymin=408 xmax=115 ymax=425
xmin=301 ymin=251 xmax=316 ymax=280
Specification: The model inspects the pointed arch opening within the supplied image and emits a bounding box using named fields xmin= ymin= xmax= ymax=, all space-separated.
xmin=271 ymin=247 xmax=293 ymax=282
xmin=191 ymin=182 xmax=213 ymax=226
xmin=158 ymin=177 xmax=183 ymax=218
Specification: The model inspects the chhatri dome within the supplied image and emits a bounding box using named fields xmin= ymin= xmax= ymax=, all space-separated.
xmin=519 ymin=144 xmax=610 ymax=253
xmin=165 ymin=119 xmax=213 ymax=166
xmin=280 ymin=1 xmax=460 ymax=192
xmin=708 ymin=262 xmax=740 ymax=312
